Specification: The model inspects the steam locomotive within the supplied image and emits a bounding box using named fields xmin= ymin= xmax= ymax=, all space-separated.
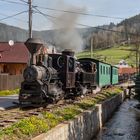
xmin=19 ymin=38 xmax=97 ymax=106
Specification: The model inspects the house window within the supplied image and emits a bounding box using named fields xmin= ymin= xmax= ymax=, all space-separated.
xmin=3 ymin=65 xmax=8 ymax=73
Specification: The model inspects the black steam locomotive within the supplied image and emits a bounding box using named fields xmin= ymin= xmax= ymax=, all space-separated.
xmin=19 ymin=38 xmax=97 ymax=106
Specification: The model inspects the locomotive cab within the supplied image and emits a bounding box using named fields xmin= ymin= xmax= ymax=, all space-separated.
xmin=75 ymin=60 xmax=97 ymax=95
xmin=49 ymin=53 xmax=76 ymax=90
xmin=76 ymin=61 xmax=96 ymax=84
xmin=48 ymin=49 xmax=76 ymax=97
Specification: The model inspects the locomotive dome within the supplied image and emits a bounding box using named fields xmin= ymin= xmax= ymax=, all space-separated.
xmin=62 ymin=49 xmax=75 ymax=57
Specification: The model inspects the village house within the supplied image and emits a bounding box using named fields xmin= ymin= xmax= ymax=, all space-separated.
xmin=0 ymin=42 xmax=29 ymax=90
xmin=0 ymin=42 xmax=29 ymax=75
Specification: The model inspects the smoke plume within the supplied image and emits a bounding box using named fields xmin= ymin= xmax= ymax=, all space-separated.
xmin=53 ymin=0 xmax=85 ymax=52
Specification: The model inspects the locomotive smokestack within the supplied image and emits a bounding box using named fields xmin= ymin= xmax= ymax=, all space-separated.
xmin=25 ymin=38 xmax=43 ymax=65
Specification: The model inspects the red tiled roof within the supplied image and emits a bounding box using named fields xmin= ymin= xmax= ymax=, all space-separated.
xmin=0 ymin=42 xmax=29 ymax=63
xmin=119 ymin=67 xmax=137 ymax=74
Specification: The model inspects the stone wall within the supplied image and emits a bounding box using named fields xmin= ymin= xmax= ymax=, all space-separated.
xmin=32 ymin=92 xmax=125 ymax=140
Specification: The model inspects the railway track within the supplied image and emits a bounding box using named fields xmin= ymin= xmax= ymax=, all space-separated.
xmin=0 ymin=85 xmax=126 ymax=130
xmin=0 ymin=107 xmax=42 ymax=129
xmin=0 ymin=88 xmax=105 ymax=129
xmin=0 ymin=98 xmax=77 ymax=129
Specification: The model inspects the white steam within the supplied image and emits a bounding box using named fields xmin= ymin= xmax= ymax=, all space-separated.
xmin=53 ymin=1 xmax=85 ymax=52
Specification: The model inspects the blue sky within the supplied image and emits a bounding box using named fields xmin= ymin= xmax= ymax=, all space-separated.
xmin=0 ymin=0 xmax=140 ymax=30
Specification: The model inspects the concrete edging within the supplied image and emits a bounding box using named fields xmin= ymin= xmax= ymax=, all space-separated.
xmin=32 ymin=92 xmax=125 ymax=140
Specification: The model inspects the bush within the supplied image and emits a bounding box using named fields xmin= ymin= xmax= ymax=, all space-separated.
xmin=0 ymin=116 xmax=49 ymax=139
xmin=0 ymin=89 xmax=19 ymax=96
xmin=54 ymin=106 xmax=82 ymax=121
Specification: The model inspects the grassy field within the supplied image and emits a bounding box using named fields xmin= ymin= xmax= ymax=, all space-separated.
xmin=76 ymin=45 xmax=137 ymax=66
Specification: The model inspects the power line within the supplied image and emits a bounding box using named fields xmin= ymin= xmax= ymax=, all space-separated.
xmin=35 ymin=5 xmax=124 ymax=20
xmin=33 ymin=9 xmax=140 ymax=37
xmin=0 ymin=1 xmax=135 ymax=37
xmin=0 ymin=0 xmax=124 ymax=20
xmin=19 ymin=0 xmax=28 ymax=3
xmin=76 ymin=23 xmax=140 ymax=37
xmin=33 ymin=7 xmax=57 ymax=23
xmin=0 ymin=12 xmax=28 ymax=23
xmin=0 ymin=10 xmax=28 ymax=21
xmin=0 ymin=0 xmax=125 ymax=20
xmin=0 ymin=0 xmax=27 ymax=5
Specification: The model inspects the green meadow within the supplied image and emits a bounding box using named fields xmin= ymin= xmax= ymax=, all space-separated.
xmin=76 ymin=45 xmax=137 ymax=66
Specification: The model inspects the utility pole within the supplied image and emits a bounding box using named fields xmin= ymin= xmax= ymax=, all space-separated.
xmin=136 ymin=47 xmax=138 ymax=74
xmin=28 ymin=0 xmax=32 ymax=38
xmin=90 ymin=37 xmax=93 ymax=58
xmin=124 ymin=19 xmax=128 ymax=42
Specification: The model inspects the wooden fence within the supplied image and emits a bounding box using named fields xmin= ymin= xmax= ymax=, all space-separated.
xmin=0 ymin=74 xmax=23 ymax=91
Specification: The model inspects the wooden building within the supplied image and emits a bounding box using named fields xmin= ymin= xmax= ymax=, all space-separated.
xmin=0 ymin=42 xmax=29 ymax=75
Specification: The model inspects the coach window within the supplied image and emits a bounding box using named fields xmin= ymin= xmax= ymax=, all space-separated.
xmin=108 ymin=67 xmax=109 ymax=75
xmin=106 ymin=67 xmax=108 ymax=75
xmin=103 ymin=66 xmax=104 ymax=75
xmin=101 ymin=65 xmax=102 ymax=74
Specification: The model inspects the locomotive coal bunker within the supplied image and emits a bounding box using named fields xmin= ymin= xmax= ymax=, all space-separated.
xmin=19 ymin=38 xmax=97 ymax=106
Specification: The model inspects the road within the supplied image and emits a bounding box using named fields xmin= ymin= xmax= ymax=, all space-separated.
xmin=0 ymin=95 xmax=18 ymax=110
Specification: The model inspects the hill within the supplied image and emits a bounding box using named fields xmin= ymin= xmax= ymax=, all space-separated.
xmin=0 ymin=13 xmax=140 ymax=51
xmin=76 ymin=45 xmax=137 ymax=66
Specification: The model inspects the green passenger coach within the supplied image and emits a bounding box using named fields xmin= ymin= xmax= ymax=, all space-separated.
xmin=111 ymin=66 xmax=119 ymax=85
xmin=95 ymin=60 xmax=111 ymax=87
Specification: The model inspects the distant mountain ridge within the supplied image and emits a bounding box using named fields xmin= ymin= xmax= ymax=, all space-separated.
xmin=0 ymin=22 xmax=114 ymax=44
xmin=0 ymin=13 xmax=140 ymax=50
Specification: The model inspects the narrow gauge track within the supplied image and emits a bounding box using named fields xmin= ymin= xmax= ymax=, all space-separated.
xmin=0 ymin=95 xmax=83 ymax=129
xmin=0 ymin=85 xmax=127 ymax=130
